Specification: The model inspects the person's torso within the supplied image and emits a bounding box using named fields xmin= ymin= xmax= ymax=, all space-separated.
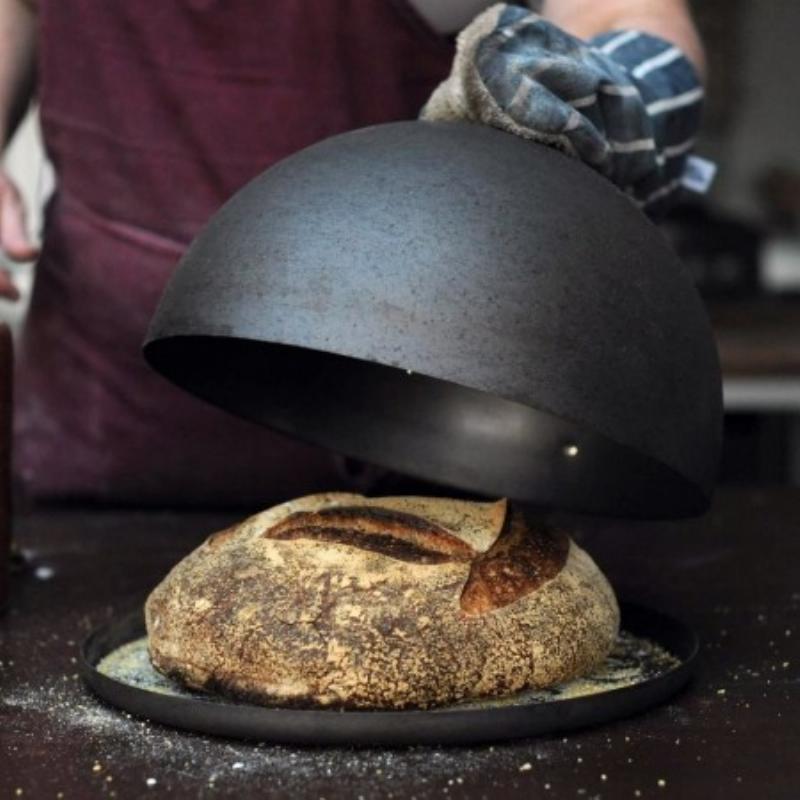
xmin=38 ymin=0 xmax=456 ymax=242
xmin=16 ymin=2 xmax=461 ymax=505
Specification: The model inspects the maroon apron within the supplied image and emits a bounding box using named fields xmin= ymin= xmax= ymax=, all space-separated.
xmin=15 ymin=1 xmax=453 ymax=506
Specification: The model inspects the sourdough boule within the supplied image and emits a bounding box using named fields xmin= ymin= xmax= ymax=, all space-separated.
xmin=146 ymin=493 xmax=619 ymax=709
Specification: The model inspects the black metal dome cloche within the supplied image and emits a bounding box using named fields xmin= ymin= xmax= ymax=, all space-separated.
xmin=144 ymin=121 xmax=722 ymax=518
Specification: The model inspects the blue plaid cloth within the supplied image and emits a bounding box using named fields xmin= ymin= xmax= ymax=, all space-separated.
xmin=423 ymin=4 xmax=705 ymax=217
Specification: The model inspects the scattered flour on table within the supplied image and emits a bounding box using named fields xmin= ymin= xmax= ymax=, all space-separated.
xmin=3 ymin=678 xmax=558 ymax=791
xmin=3 ymin=631 xmax=679 ymax=795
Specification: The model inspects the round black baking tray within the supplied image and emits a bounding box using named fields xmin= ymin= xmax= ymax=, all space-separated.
xmin=80 ymin=602 xmax=698 ymax=747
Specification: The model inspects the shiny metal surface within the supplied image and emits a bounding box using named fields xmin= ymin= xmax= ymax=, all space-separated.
xmin=145 ymin=121 xmax=722 ymax=517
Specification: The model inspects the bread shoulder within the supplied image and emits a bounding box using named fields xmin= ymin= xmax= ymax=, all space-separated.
xmin=146 ymin=493 xmax=619 ymax=708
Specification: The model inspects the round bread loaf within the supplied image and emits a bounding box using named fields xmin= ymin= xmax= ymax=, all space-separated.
xmin=146 ymin=493 xmax=619 ymax=709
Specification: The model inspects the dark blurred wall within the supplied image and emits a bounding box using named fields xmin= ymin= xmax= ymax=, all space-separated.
xmin=694 ymin=0 xmax=800 ymax=222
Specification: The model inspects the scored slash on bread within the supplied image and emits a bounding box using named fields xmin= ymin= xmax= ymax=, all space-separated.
xmin=266 ymin=506 xmax=478 ymax=564
xmin=460 ymin=511 xmax=569 ymax=616
xmin=246 ymin=492 xmax=509 ymax=554
xmin=264 ymin=499 xmax=569 ymax=616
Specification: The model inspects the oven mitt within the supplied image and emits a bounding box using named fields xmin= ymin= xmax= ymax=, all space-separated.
xmin=421 ymin=3 xmax=704 ymax=217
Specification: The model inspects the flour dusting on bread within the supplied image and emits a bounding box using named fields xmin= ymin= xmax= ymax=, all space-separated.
xmin=146 ymin=493 xmax=619 ymax=709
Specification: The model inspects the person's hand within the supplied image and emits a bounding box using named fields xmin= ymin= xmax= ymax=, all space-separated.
xmin=0 ymin=167 xmax=39 ymax=300
xmin=421 ymin=4 xmax=704 ymax=217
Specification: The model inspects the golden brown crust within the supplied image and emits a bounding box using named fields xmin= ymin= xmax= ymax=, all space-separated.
xmin=459 ymin=510 xmax=570 ymax=616
xmin=265 ymin=505 xmax=477 ymax=564
xmin=205 ymin=526 xmax=237 ymax=549
xmin=146 ymin=493 xmax=619 ymax=709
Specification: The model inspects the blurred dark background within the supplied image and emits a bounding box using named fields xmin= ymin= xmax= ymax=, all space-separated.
xmin=663 ymin=0 xmax=800 ymax=486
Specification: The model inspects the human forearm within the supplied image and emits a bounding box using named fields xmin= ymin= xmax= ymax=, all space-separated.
xmin=0 ymin=0 xmax=38 ymax=274
xmin=0 ymin=0 xmax=36 ymax=148
xmin=541 ymin=0 xmax=705 ymax=78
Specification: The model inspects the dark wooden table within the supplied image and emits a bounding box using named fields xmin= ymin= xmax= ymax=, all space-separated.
xmin=2 ymin=489 xmax=798 ymax=799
